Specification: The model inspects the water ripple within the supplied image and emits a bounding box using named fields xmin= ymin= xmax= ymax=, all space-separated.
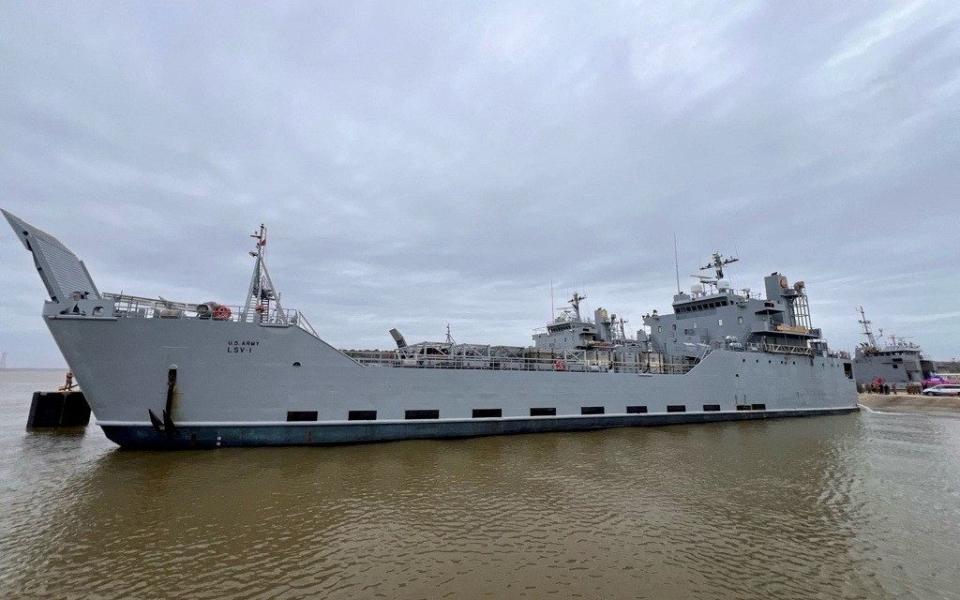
xmin=3 ymin=372 xmax=960 ymax=598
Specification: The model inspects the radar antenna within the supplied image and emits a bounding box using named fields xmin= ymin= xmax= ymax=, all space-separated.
xmin=569 ymin=292 xmax=586 ymax=321
xmin=856 ymin=306 xmax=877 ymax=347
xmin=700 ymin=251 xmax=739 ymax=280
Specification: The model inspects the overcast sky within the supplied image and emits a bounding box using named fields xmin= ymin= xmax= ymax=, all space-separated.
xmin=1 ymin=1 xmax=958 ymax=367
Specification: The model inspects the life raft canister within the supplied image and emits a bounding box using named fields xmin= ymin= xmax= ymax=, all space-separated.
xmin=553 ymin=359 xmax=567 ymax=371
xmin=213 ymin=305 xmax=232 ymax=320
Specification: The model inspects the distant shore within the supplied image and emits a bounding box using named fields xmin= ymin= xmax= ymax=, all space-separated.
xmin=858 ymin=393 xmax=960 ymax=414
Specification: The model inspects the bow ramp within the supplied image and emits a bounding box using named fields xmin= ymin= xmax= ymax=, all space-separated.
xmin=3 ymin=209 xmax=101 ymax=303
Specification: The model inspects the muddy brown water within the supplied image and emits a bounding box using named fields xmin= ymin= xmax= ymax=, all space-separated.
xmin=2 ymin=370 xmax=959 ymax=599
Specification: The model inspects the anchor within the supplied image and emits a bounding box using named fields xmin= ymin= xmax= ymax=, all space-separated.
xmin=149 ymin=367 xmax=178 ymax=437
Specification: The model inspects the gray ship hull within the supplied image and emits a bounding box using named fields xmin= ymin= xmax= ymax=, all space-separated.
xmin=102 ymin=408 xmax=858 ymax=449
xmin=47 ymin=316 xmax=857 ymax=449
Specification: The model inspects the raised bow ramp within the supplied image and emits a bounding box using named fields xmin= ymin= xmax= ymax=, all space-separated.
xmin=3 ymin=209 xmax=100 ymax=302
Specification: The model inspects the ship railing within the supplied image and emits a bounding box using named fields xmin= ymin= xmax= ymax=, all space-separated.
xmin=735 ymin=341 xmax=815 ymax=357
xmin=104 ymin=293 xmax=319 ymax=337
xmin=350 ymin=354 xmax=697 ymax=375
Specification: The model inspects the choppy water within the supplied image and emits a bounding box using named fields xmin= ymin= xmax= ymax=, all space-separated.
xmin=2 ymin=370 xmax=960 ymax=599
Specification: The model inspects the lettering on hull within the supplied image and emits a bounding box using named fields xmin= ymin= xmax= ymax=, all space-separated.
xmin=227 ymin=340 xmax=261 ymax=354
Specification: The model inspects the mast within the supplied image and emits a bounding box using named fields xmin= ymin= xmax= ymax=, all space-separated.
xmin=241 ymin=224 xmax=285 ymax=324
xmin=569 ymin=292 xmax=586 ymax=321
xmin=857 ymin=305 xmax=877 ymax=347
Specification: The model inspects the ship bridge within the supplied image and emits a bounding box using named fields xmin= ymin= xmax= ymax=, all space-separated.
xmin=645 ymin=252 xmax=827 ymax=359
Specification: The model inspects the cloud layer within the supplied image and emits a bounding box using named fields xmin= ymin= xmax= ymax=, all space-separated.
xmin=1 ymin=1 xmax=958 ymax=366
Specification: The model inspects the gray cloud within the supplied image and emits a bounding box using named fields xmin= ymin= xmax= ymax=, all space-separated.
xmin=1 ymin=1 xmax=958 ymax=367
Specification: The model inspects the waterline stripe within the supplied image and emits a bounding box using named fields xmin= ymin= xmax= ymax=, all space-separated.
xmin=97 ymin=406 xmax=857 ymax=428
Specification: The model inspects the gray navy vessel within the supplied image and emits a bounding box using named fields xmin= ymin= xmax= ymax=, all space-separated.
xmin=4 ymin=210 xmax=857 ymax=449
xmin=852 ymin=306 xmax=934 ymax=387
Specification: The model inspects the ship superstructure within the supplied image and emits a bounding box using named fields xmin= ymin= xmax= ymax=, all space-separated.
xmin=644 ymin=252 xmax=825 ymax=361
xmin=4 ymin=210 xmax=857 ymax=449
xmin=852 ymin=306 xmax=934 ymax=387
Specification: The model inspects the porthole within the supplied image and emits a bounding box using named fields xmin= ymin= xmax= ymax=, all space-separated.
xmin=293 ymin=361 xmax=302 ymax=367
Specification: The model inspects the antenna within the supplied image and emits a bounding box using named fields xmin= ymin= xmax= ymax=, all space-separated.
xmin=673 ymin=233 xmax=681 ymax=294
xmin=550 ymin=280 xmax=555 ymax=322
xmin=700 ymin=251 xmax=739 ymax=280
xmin=445 ymin=323 xmax=455 ymax=345
xmin=569 ymin=292 xmax=586 ymax=321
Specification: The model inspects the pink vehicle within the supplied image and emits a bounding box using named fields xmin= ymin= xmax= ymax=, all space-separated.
xmin=923 ymin=375 xmax=957 ymax=388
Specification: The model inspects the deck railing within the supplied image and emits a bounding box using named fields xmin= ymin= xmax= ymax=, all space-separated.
xmin=349 ymin=354 xmax=697 ymax=375
xmin=103 ymin=293 xmax=318 ymax=337
xmin=742 ymin=342 xmax=815 ymax=357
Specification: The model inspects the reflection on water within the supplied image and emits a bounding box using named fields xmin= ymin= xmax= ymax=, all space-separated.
xmin=2 ymin=370 xmax=960 ymax=599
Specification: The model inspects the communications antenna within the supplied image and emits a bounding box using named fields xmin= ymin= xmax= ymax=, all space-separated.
xmin=569 ymin=292 xmax=586 ymax=321
xmin=550 ymin=280 xmax=555 ymax=322
xmin=673 ymin=234 xmax=681 ymax=294
xmin=699 ymin=251 xmax=739 ymax=280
